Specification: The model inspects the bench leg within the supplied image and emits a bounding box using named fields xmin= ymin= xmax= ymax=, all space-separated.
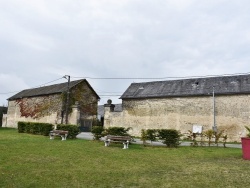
xmin=61 ymin=135 xmax=67 ymax=141
xmin=49 ymin=134 xmax=54 ymax=140
xmin=123 ymin=142 xmax=129 ymax=149
xmin=104 ymin=141 xmax=110 ymax=146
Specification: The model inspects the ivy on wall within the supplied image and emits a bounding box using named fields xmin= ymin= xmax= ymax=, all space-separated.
xmin=16 ymin=95 xmax=62 ymax=118
xmin=15 ymin=82 xmax=98 ymax=119
xmin=70 ymin=83 xmax=97 ymax=116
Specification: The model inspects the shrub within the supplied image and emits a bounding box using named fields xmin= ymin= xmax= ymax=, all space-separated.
xmin=25 ymin=122 xmax=31 ymax=133
xmin=17 ymin=121 xmax=26 ymax=133
xmin=91 ymin=126 xmax=104 ymax=140
xmin=146 ymin=129 xmax=157 ymax=143
xmin=158 ymin=129 xmax=180 ymax=147
xmin=214 ymin=130 xmax=224 ymax=146
xmin=102 ymin=127 xmax=131 ymax=136
xmin=245 ymin=126 xmax=250 ymax=137
xmin=222 ymin=134 xmax=228 ymax=148
xmin=29 ymin=122 xmax=41 ymax=134
xmin=17 ymin=121 xmax=53 ymax=136
xmin=140 ymin=129 xmax=157 ymax=145
xmin=204 ymin=129 xmax=214 ymax=146
xmin=186 ymin=130 xmax=205 ymax=147
xmin=57 ymin=124 xmax=80 ymax=139
xmin=40 ymin=123 xmax=53 ymax=136
xmin=92 ymin=118 xmax=103 ymax=127
xmin=141 ymin=129 xmax=147 ymax=146
xmin=187 ymin=130 xmax=198 ymax=147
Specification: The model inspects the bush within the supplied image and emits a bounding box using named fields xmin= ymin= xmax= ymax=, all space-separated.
xmin=92 ymin=118 xmax=103 ymax=127
xmin=204 ymin=129 xmax=214 ymax=146
xmin=158 ymin=129 xmax=180 ymax=147
xmin=57 ymin=124 xmax=80 ymax=139
xmin=140 ymin=129 xmax=158 ymax=145
xmin=141 ymin=129 xmax=147 ymax=146
xmin=17 ymin=121 xmax=26 ymax=133
xmin=146 ymin=129 xmax=157 ymax=143
xmin=91 ymin=126 xmax=104 ymax=140
xmin=25 ymin=122 xmax=31 ymax=133
xmin=17 ymin=121 xmax=53 ymax=136
xmin=102 ymin=127 xmax=131 ymax=136
xmin=29 ymin=123 xmax=41 ymax=134
xmin=40 ymin=123 xmax=53 ymax=136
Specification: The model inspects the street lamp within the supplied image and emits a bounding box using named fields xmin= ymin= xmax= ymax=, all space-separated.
xmin=212 ymin=86 xmax=217 ymax=133
xmin=63 ymin=75 xmax=70 ymax=124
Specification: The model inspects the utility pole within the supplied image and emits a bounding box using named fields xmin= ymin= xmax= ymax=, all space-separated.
xmin=212 ymin=86 xmax=217 ymax=133
xmin=63 ymin=75 xmax=70 ymax=124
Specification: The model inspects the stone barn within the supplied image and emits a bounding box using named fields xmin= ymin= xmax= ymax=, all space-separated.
xmin=104 ymin=74 xmax=250 ymax=142
xmin=5 ymin=79 xmax=100 ymax=131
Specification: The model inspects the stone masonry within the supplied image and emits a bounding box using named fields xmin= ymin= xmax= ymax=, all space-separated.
xmin=104 ymin=95 xmax=250 ymax=142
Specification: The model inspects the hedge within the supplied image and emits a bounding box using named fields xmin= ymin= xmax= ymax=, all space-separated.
xmin=17 ymin=121 xmax=53 ymax=136
xmin=91 ymin=126 xmax=104 ymax=140
xmin=90 ymin=126 xmax=131 ymax=140
xmin=56 ymin=124 xmax=80 ymax=139
xmin=141 ymin=128 xmax=181 ymax=147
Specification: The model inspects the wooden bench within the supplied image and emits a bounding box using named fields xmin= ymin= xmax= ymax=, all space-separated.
xmin=104 ymin=135 xmax=131 ymax=149
xmin=49 ymin=130 xmax=69 ymax=141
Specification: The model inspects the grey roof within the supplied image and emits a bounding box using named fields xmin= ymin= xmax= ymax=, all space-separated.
xmin=8 ymin=79 xmax=100 ymax=100
xmin=120 ymin=74 xmax=250 ymax=99
xmin=98 ymin=104 xmax=122 ymax=117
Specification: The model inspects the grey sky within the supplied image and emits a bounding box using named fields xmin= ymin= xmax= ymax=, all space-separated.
xmin=1 ymin=0 xmax=250 ymax=106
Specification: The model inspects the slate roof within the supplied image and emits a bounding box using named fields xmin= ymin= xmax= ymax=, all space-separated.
xmin=120 ymin=74 xmax=250 ymax=99
xmin=8 ymin=79 xmax=100 ymax=100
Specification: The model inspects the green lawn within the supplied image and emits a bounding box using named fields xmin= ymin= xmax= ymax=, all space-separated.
xmin=0 ymin=128 xmax=249 ymax=188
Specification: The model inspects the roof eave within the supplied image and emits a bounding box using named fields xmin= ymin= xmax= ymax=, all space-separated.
xmin=120 ymin=92 xmax=250 ymax=100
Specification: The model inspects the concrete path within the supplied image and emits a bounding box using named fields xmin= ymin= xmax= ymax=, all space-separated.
xmin=76 ymin=132 xmax=242 ymax=149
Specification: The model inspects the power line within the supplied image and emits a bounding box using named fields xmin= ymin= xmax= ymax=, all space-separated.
xmin=1 ymin=72 xmax=250 ymax=95
xmin=72 ymin=72 xmax=250 ymax=80
xmin=33 ymin=77 xmax=63 ymax=88
xmin=0 ymin=77 xmax=64 ymax=95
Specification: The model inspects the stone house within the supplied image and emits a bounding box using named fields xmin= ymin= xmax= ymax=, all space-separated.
xmin=104 ymin=74 xmax=250 ymax=142
xmin=5 ymin=79 xmax=100 ymax=131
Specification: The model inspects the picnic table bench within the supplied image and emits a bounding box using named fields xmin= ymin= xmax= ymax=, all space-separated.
xmin=49 ymin=130 xmax=68 ymax=141
xmin=104 ymin=135 xmax=131 ymax=149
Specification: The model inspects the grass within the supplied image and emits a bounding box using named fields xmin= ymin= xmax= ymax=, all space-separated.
xmin=0 ymin=128 xmax=249 ymax=188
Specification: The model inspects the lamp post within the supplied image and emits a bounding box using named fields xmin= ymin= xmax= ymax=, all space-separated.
xmin=63 ymin=75 xmax=70 ymax=124
xmin=212 ymin=86 xmax=217 ymax=133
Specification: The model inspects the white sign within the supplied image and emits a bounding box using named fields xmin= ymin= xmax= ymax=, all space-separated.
xmin=192 ymin=125 xmax=203 ymax=134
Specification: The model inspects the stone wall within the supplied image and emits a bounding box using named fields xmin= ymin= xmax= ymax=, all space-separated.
xmin=104 ymin=95 xmax=250 ymax=142
xmin=5 ymin=81 xmax=99 ymax=128
xmin=5 ymin=95 xmax=80 ymax=128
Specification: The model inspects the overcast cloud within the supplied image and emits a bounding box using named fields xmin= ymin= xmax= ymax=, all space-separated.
xmin=1 ymin=0 xmax=250 ymax=106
